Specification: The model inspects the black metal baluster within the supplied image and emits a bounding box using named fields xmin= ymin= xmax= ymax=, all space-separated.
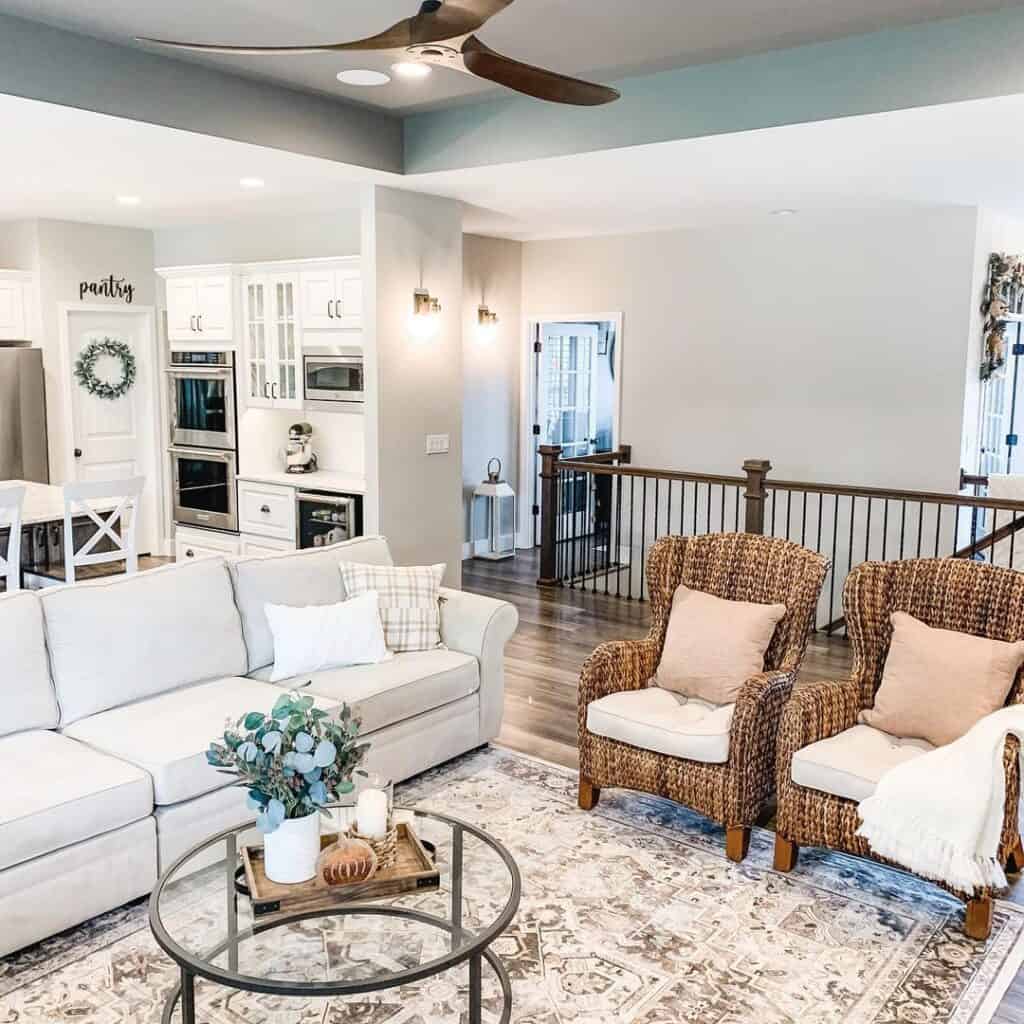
xmin=899 ymin=500 xmax=907 ymax=558
xmin=627 ymin=474 xmax=635 ymax=600
xmin=1010 ymin=508 xmax=1017 ymax=568
xmin=770 ymin=489 xmax=777 ymax=537
xmin=613 ymin=471 xmax=623 ymax=597
xmin=720 ymin=483 xmax=726 ymax=532
xmin=881 ymin=499 xmax=889 ymax=560
xmin=816 ymin=493 xmax=823 ymax=552
xmin=951 ymin=503 xmax=960 ymax=556
xmin=666 ymin=479 xmax=673 ymax=543
xmin=640 ymin=477 xmax=648 ymax=601
xmin=692 ymin=481 xmax=698 ymax=536
xmin=933 ymin=504 xmax=942 ymax=557
xmin=801 ymin=491 xmax=808 ymax=547
xmin=569 ymin=470 xmax=578 ymax=588
xmin=847 ymin=495 xmax=856 ymax=576
xmin=555 ymin=468 xmax=563 ymax=584
xmin=734 ymin=486 xmax=740 ymax=531
xmin=679 ymin=478 xmax=686 ymax=535
xmin=785 ymin=490 xmax=792 ymax=541
xmin=864 ymin=496 xmax=872 ymax=561
xmin=829 ymin=493 xmax=839 ymax=626
xmin=706 ymin=481 xmax=712 ymax=535
xmin=654 ymin=478 xmax=661 ymax=545
xmin=916 ymin=503 xmax=924 ymax=557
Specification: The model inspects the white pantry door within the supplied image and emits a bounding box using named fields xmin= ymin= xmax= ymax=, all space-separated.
xmin=63 ymin=308 xmax=159 ymax=555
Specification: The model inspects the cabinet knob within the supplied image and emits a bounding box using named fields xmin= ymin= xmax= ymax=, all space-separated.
xmin=260 ymin=504 xmax=271 ymax=514
xmin=73 ymin=448 xmax=82 ymax=458
xmin=185 ymin=548 xmax=195 ymax=558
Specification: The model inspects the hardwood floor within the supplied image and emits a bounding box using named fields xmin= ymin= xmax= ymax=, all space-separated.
xmin=463 ymin=548 xmax=1024 ymax=1024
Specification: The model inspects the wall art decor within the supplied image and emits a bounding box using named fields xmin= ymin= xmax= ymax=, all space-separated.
xmin=79 ymin=275 xmax=135 ymax=304
xmin=73 ymin=337 xmax=137 ymax=400
xmin=981 ymin=253 xmax=1024 ymax=380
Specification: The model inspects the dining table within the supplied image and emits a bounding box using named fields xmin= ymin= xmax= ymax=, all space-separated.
xmin=2 ymin=479 xmax=120 ymax=583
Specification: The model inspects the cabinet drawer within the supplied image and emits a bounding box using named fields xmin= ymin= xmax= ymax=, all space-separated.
xmin=240 ymin=533 xmax=296 ymax=557
xmin=238 ymin=480 xmax=296 ymax=540
xmin=175 ymin=526 xmax=240 ymax=562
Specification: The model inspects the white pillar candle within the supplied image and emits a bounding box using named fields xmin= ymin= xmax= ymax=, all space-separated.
xmin=356 ymin=788 xmax=389 ymax=839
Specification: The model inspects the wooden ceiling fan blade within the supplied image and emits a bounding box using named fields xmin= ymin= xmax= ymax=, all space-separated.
xmin=461 ymin=35 xmax=620 ymax=106
xmin=136 ymin=16 xmax=421 ymax=56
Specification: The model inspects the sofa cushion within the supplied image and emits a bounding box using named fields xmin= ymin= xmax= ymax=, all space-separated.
xmin=0 ymin=591 xmax=58 ymax=737
xmin=250 ymin=649 xmax=479 ymax=734
xmin=585 ymin=687 xmax=734 ymax=763
xmin=42 ymin=557 xmax=248 ymax=726
xmin=230 ymin=535 xmax=394 ymax=672
xmin=63 ymin=676 xmax=334 ymax=806
xmin=791 ymin=723 xmax=935 ymax=803
xmin=0 ymin=730 xmax=152 ymax=871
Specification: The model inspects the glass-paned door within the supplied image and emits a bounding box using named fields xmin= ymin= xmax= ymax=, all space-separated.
xmin=243 ymin=277 xmax=270 ymax=407
xmin=273 ymin=275 xmax=301 ymax=407
xmin=535 ymin=323 xmax=600 ymax=542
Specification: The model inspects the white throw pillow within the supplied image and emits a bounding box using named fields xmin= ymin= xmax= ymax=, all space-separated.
xmin=339 ymin=561 xmax=445 ymax=653
xmin=263 ymin=591 xmax=390 ymax=683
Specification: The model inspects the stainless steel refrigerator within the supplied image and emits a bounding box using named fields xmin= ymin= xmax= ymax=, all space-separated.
xmin=0 ymin=345 xmax=48 ymax=483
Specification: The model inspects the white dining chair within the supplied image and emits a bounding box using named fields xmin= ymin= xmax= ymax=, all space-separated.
xmin=62 ymin=477 xmax=145 ymax=583
xmin=0 ymin=484 xmax=26 ymax=592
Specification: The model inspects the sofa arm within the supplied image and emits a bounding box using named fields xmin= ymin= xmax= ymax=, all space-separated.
xmin=439 ymin=587 xmax=519 ymax=741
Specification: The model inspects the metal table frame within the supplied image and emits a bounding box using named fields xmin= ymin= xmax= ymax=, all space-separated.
xmin=149 ymin=808 xmax=521 ymax=1024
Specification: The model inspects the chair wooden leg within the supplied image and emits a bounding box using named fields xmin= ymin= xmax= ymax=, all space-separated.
xmin=578 ymin=774 xmax=600 ymax=811
xmin=726 ymin=826 xmax=751 ymax=863
xmin=774 ymin=834 xmax=799 ymax=872
xmin=1006 ymin=836 xmax=1024 ymax=874
xmin=965 ymin=897 xmax=994 ymax=941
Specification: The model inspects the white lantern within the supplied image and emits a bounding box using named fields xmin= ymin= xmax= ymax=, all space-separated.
xmin=473 ymin=458 xmax=516 ymax=560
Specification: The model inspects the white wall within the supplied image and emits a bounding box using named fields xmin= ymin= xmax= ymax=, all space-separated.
xmin=462 ymin=234 xmax=522 ymax=551
xmin=361 ymin=186 xmax=464 ymax=584
xmin=153 ymin=209 xmax=361 ymax=267
xmin=522 ymin=208 xmax=981 ymax=492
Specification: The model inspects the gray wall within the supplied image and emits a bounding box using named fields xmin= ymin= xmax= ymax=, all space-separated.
xmin=362 ymin=186 xmax=465 ymax=584
xmin=153 ymin=209 xmax=362 ymax=267
xmin=462 ymin=234 xmax=522 ymax=550
xmin=522 ymin=208 xmax=981 ymax=491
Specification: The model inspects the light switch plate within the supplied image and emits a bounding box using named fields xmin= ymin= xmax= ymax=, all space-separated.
xmin=425 ymin=433 xmax=450 ymax=455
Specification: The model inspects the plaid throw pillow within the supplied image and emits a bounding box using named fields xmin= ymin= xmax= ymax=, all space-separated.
xmin=339 ymin=562 xmax=445 ymax=653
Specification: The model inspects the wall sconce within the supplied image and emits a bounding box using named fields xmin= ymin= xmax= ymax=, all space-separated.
xmin=409 ymin=287 xmax=441 ymax=341
xmin=477 ymin=304 xmax=499 ymax=342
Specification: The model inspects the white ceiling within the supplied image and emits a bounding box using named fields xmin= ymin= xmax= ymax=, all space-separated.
xmin=0 ymin=0 xmax=1018 ymax=113
xmin=6 ymin=92 xmax=1024 ymax=239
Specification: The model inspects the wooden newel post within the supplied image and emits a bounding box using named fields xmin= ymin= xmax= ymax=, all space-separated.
xmin=742 ymin=458 xmax=772 ymax=535
xmin=537 ymin=444 xmax=563 ymax=587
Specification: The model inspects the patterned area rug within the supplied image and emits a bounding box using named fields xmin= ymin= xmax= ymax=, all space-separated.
xmin=2 ymin=748 xmax=1024 ymax=1023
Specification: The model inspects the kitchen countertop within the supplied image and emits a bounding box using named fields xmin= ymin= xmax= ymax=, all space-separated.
xmin=2 ymin=480 xmax=119 ymax=526
xmin=236 ymin=469 xmax=367 ymax=494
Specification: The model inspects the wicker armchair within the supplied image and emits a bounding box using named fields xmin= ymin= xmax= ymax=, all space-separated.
xmin=577 ymin=532 xmax=828 ymax=862
xmin=774 ymin=558 xmax=1024 ymax=940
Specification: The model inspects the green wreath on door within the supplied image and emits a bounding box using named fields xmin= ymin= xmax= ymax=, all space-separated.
xmin=73 ymin=337 xmax=137 ymax=400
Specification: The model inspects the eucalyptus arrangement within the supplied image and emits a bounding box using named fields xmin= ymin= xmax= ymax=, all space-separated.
xmin=207 ymin=690 xmax=367 ymax=835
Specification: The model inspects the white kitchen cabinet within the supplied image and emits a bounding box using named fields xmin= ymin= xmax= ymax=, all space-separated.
xmin=237 ymin=478 xmax=296 ymax=541
xmin=300 ymin=262 xmax=361 ymax=330
xmin=240 ymin=533 xmax=295 ymax=556
xmin=162 ymin=270 xmax=233 ymax=343
xmin=174 ymin=525 xmax=240 ymax=562
xmin=0 ymin=272 xmax=30 ymax=340
xmin=241 ymin=272 xmax=302 ymax=409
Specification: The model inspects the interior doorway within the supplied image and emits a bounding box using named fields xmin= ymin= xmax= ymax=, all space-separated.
xmin=520 ymin=314 xmax=622 ymax=551
xmin=58 ymin=304 xmax=163 ymax=557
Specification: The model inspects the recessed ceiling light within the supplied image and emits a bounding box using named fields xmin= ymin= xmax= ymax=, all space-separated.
xmin=771 ymin=208 xmax=797 ymax=216
xmin=391 ymin=61 xmax=431 ymax=80
xmin=116 ymin=195 xmax=141 ymax=206
xmin=337 ymin=69 xmax=391 ymax=86
xmin=239 ymin=177 xmax=265 ymax=189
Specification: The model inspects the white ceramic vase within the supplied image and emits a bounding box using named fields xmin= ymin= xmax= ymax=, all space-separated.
xmin=263 ymin=812 xmax=320 ymax=884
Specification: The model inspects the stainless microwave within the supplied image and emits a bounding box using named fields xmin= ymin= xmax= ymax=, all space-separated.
xmin=303 ymin=353 xmax=364 ymax=405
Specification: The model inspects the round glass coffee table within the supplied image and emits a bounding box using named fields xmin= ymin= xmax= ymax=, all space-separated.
xmin=149 ymin=807 xmax=521 ymax=1024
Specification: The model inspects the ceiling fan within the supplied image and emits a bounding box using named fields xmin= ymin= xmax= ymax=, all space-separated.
xmin=137 ymin=0 xmax=620 ymax=107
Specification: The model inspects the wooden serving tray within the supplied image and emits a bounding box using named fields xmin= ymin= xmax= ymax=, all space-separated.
xmin=241 ymin=822 xmax=439 ymax=921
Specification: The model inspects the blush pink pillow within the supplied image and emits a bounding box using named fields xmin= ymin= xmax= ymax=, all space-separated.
xmin=655 ymin=585 xmax=787 ymax=704
xmin=859 ymin=611 xmax=1024 ymax=746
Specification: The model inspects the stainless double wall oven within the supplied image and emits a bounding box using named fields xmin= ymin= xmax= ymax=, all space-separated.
xmin=166 ymin=351 xmax=238 ymax=532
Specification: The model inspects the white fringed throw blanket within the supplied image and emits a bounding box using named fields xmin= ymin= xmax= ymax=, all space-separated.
xmin=857 ymin=705 xmax=1024 ymax=893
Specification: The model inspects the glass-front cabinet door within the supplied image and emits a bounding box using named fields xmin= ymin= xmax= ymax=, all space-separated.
xmin=241 ymin=273 xmax=302 ymax=409
xmin=242 ymin=275 xmax=271 ymax=408
xmin=272 ymin=274 xmax=301 ymax=408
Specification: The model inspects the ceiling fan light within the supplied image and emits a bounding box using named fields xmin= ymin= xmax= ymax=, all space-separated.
xmin=337 ymin=69 xmax=391 ymax=86
xmin=392 ymin=61 xmax=432 ymax=80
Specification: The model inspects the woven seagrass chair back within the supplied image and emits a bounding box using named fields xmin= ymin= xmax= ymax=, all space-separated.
xmin=844 ymin=558 xmax=1024 ymax=709
xmin=646 ymin=533 xmax=829 ymax=674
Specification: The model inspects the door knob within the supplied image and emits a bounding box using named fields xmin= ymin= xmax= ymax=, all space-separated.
xmin=260 ymin=504 xmax=270 ymax=514
xmin=74 ymin=448 xmax=82 ymax=458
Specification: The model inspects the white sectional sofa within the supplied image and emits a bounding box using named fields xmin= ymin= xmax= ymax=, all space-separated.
xmin=0 ymin=534 xmax=518 ymax=957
